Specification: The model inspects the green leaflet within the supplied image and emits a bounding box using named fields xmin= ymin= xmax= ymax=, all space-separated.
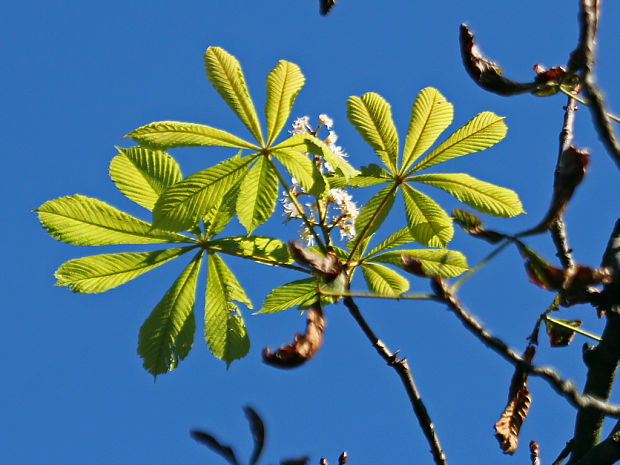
xmin=205 ymin=47 xmax=264 ymax=145
xmin=361 ymin=262 xmax=410 ymax=296
xmin=55 ymin=246 xmax=195 ymax=294
xmin=203 ymin=179 xmax=242 ymax=239
xmin=273 ymin=149 xmax=327 ymax=197
xmin=265 ymin=60 xmax=306 ymax=146
xmin=410 ymin=173 xmax=524 ymax=217
xmin=274 ymin=134 xmax=358 ymax=180
xmin=36 ymin=194 xmax=192 ymax=245
xmin=236 ymin=156 xmax=279 ymax=234
xmin=347 ymin=92 xmax=399 ymax=173
xmin=205 ymin=253 xmax=252 ymax=366
xmin=125 ymin=121 xmax=258 ymax=150
xmin=257 ymin=277 xmax=318 ymax=314
xmin=110 ymin=146 xmax=183 ymax=211
xmin=138 ymin=251 xmax=203 ymax=378
xmin=411 ymin=111 xmax=507 ymax=173
xmin=207 ymin=236 xmax=293 ymax=266
xmin=401 ymin=87 xmax=454 ymax=173
xmin=402 ymin=183 xmax=453 ymax=248
xmin=370 ymin=249 xmax=468 ymax=278
xmin=352 ymin=183 xmax=397 ymax=251
xmin=364 ymin=227 xmax=417 ymax=258
xmin=152 ymin=153 xmax=256 ymax=232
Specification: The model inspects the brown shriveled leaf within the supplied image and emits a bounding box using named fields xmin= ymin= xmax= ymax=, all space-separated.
xmin=495 ymin=346 xmax=535 ymax=454
xmin=532 ymin=64 xmax=580 ymax=96
xmin=545 ymin=318 xmax=583 ymax=347
xmin=263 ymin=305 xmax=325 ymax=368
xmin=339 ymin=451 xmax=348 ymax=464
xmin=289 ymin=241 xmax=343 ymax=282
xmin=460 ymin=24 xmax=538 ymax=96
xmin=452 ymin=208 xmax=506 ymax=243
xmin=530 ymin=440 xmax=541 ymax=465
xmin=534 ymin=146 xmax=589 ymax=230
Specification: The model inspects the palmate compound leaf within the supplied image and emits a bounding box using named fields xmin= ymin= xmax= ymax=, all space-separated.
xmin=361 ymin=262 xmax=410 ymax=296
xmin=138 ymin=251 xmax=203 ymax=378
xmin=55 ymin=246 xmax=196 ymax=294
xmin=206 ymin=236 xmax=293 ymax=267
xmin=125 ymin=121 xmax=259 ymax=151
xmin=109 ymin=146 xmax=183 ymax=211
xmin=205 ymin=253 xmax=252 ymax=366
xmin=401 ymin=87 xmax=454 ymax=173
xmin=36 ymin=194 xmax=193 ymax=245
xmin=347 ymin=92 xmax=399 ymax=173
xmin=152 ymin=152 xmax=257 ymax=232
xmin=364 ymin=227 xmax=416 ymax=258
xmin=236 ymin=156 xmax=279 ymax=234
xmin=205 ymin=46 xmax=264 ymax=145
xmin=410 ymin=111 xmax=507 ymax=173
xmin=351 ymin=183 xmax=398 ymax=252
xmin=273 ymin=149 xmax=327 ymax=198
xmin=401 ymin=183 xmax=454 ymax=248
xmin=265 ymin=60 xmax=306 ymax=146
xmin=369 ymin=248 xmax=469 ymax=278
xmin=204 ymin=178 xmax=242 ymax=239
xmin=256 ymin=278 xmax=318 ymax=314
xmin=410 ymin=173 xmax=524 ymax=217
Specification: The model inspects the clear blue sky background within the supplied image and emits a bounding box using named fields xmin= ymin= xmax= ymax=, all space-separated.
xmin=3 ymin=1 xmax=620 ymax=463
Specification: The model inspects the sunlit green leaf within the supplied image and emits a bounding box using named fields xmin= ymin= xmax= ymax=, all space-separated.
xmin=410 ymin=173 xmax=524 ymax=217
xmin=205 ymin=46 xmax=264 ymax=145
xmin=402 ymin=87 xmax=454 ymax=172
xmin=402 ymin=184 xmax=453 ymax=247
xmin=265 ymin=60 xmax=305 ymax=145
xmin=110 ymin=146 xmax=182 ymax=211
xmin=236 ymin=156 xmax=279 ymax=234
xmin=352 ymin=183 xmax=397 ymax=250
xmin=370 ymin=248 xmax=468 ymax=277
xmin=273 ymin=149 xmax=327 ymax=197
xmin=55 ymin=246 xmax=195 ymax=294
xmin=138 ymin=251 xmax=203 ymax=378
xmin=361 ymin=262 xmax=410 ymax=295
xmin=256 ymin=277 xmax=318 ymax=314
xmin=347 ymin=92 xmax=399 ymax=173
xmin=206 ymin=236 xmax=293 ymax=266
xmin=153 ymin=153 xmax=256 ymax=232
xmin=203 ymin=179 xmax=241 ymax=239
xmin=411 ymin=111 xmax=507 ymax=172
xmin=364 ymin=227 xmax=416 ymax=258
xmin=205 ymin=253 xmax=251 ymax=366
xmin=36 ymin=195 xmax=192 ymax=245
xmin=125 ymin=121 xmax=258 ymax=150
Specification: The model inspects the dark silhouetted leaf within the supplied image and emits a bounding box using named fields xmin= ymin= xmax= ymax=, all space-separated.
xmin=244 ymin=406 xmax=266 ymax=465
xmin=190 ymin=430 xmax=240 ymax=465
xmin=545 ymin=318 xmax=583 ymax=347
xmin=320 ymin=0 xmax=336 ymax=15
xmin=494 ymin=346 xmax=535 ymax=454
xmin=263 ymin=305 xmax=325 ymax=368
xmin=281 ymin=457 xmax=310 ymax=465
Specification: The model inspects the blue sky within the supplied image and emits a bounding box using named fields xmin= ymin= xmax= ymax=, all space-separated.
xmin=4 ymin=1 xmax=620 ymax=463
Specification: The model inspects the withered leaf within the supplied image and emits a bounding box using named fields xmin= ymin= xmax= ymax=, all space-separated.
xmin=494 ymin=346 xmax=535 ymax=454
xmin=244 ymin=406 xmax=265 ymax=465
xmin=190 ymin=430 xmax=241 ymax=465
xmin=452 ymin=208 xmax=506 ymax=243
xmin=532 ymin=64 xmax=580 ymax=96
xmin=289 ymin=242 xmax=344 ymax=282
xmin=263 ymin=305 xmax=325 ymax=368
xmin=460 ymin=24 xmax=538 ymax=96
xmin=530 ymin=440 xmax=541 ymax=465
xmin=319 ymin=0 xmax=336 ymax=15
xmin=545 ymin=318 xmax=583 ymax=347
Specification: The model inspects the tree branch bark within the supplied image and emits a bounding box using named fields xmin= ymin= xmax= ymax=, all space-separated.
xmin=343 ymin=296 xmax=448 ymax=465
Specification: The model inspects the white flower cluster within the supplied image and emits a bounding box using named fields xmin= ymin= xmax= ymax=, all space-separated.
xmin=282 ymin=115 xmax=359 ymax=245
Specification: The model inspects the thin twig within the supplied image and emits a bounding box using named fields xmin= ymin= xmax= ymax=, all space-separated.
xmin=432 ymin=278 xmax=620 ymax=417
xmin=569 ymin=0 xmax=620 ymax=170
xmin=318 ymin=287 xmax=435 ymax=301
xmin=558 ymin=87 xmax=620 ymax=124
xmin=450 ymin=239 xmax=511 ymax=291
xmin=552 ymin=440 xmax=573 ymax=465
xmin=574 ymin=421 xmax=620 ymax=465
xmin=343 ymin=296 xmax=448 ymax=465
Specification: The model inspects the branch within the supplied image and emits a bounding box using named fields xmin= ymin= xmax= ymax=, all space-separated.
xmin=574 ymin=421 xmax=620 ymax=465
xmin=569 ymin=0 xmax=620 ymax=170
xmin=431 ymin=279 xmax=620 ymax=417
xmin=569 ymin=218 xmax=620 ymax=464
xmin=342 ymin=296 xmax=448 ymax=465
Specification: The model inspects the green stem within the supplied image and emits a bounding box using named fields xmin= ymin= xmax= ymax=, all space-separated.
xmin=450 ymin=239 xmax=511 ymax=292
xmin=318 ymin=287 xmax=436 ymax=301
xmin=204 ymin=243 xmax=310 ymax=273
xmin=545 ymin=315 xmax=602 ymax=342
xmin=559 ymin=86 xmax=620 ymax=123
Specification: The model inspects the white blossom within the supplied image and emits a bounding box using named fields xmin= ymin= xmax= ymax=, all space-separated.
xmin=291 ymin=116 xmax=311 ymax=135
xmin=318 ymin=114 xmax=334 ymax=130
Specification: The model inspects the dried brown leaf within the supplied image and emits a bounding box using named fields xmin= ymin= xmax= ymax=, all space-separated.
xmin=452 ymin=208 xmax=506 ymax=243
xmin=289 ymin=242 xmax=343 ymax=281
xmin=263 ymin=305 xmax=325 ymax=368
xmin=530 ymin=440 xmax=541 ymax=465
xmin=545 ymin=318 xmax=583 ymax=347
xmin=494 ymin=346 xmax=535 ymax=454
